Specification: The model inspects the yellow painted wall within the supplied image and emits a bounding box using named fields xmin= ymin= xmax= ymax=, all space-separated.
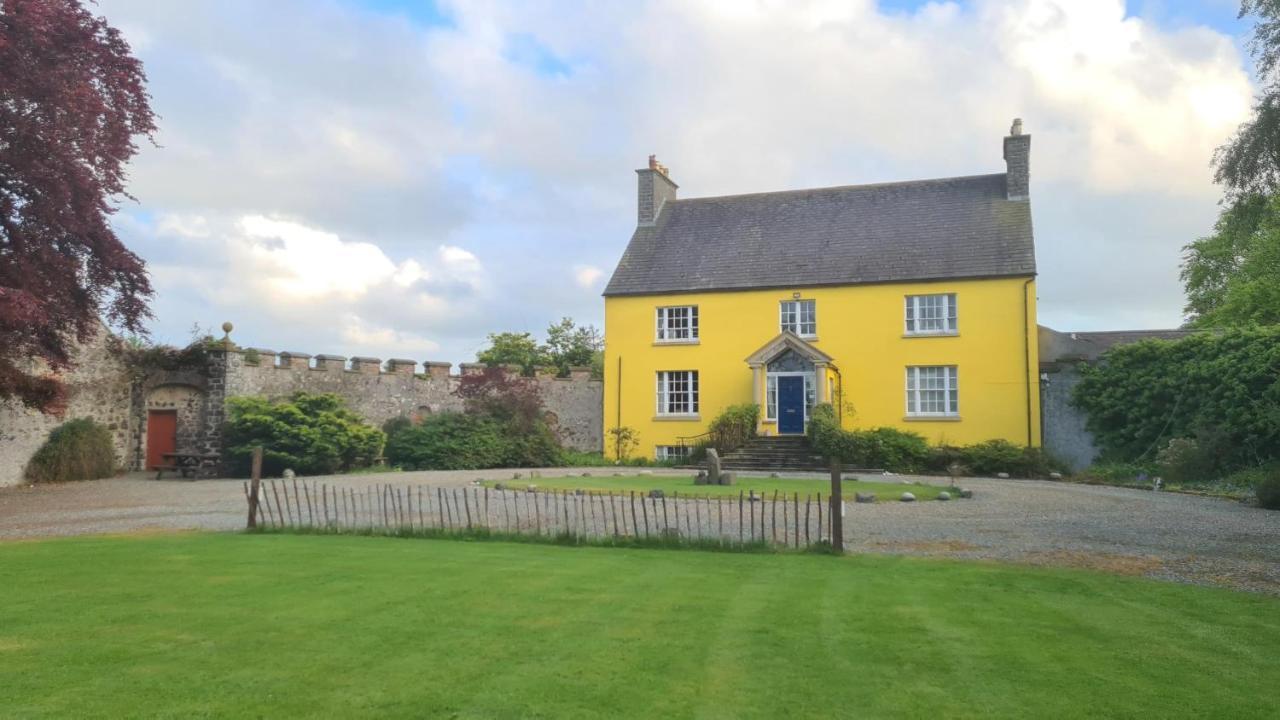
xmin=603 ymin=277 xmax=1040 ymax=459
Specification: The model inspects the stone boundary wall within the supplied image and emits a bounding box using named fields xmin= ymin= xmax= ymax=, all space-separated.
xmin=0 ymin=336 xmax=604 ymax=488
xmin=220 ymin=348 xmax=603 ymax=453
xmin=0 ymin=330 xmax=136 ymax=487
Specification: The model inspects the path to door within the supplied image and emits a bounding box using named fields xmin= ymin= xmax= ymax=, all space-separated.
xmin=1 ymin=470 xmax=1277 ymax=594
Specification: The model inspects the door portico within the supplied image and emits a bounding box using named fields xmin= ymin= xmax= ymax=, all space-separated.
xmin=745 ymin=331 xmax=835 ymax=435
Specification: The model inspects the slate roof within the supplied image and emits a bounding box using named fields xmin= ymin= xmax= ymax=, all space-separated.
xmin=604 ymin=173 xmax=1036 ymax=296
xmin=1039 ymin=326 xmax=1199 ymax=365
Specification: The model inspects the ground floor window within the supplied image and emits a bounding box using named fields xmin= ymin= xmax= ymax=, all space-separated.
xmin=655 ymin=445 xmax=691 ymax=462
xmin=656 ymin=370 xmax=699 ymax=415
xmin=906 ymin=365 xmax=959 ymax=416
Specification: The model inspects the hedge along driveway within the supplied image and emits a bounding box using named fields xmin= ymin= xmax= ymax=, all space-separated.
xmin=2 ymin=533 xmax=1278 ymax=718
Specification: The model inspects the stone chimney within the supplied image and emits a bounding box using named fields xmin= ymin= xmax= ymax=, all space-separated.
xmin=636 ymin=154 xmax=678 ymax=226
xmin=1003 ymin=118 xmax=1030 ymax=201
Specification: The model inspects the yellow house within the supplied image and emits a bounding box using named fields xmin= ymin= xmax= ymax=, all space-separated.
xmin=603 ymin=121 xmax=1040 ymax=463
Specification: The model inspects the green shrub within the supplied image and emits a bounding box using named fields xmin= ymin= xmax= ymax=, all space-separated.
xmin=1156 ymin=437 xmax=1221 ymax=485
xmin=224 ymin=393 xmax=385 ymax=477
xmin=385 ymin=413 xmax=508 ymax=470
xmin=1256 ymin=471 xmax=1280 ymax=510
xmin=384 ymin=412 xmax=563 ymax=470
xmin=24 ymin=418 xmax=116 ymax=483
xmin=960 ymin=440 xmax=1059 ymax=478
xmin=807 ymin=404 xmax=929 ymax=472
xmin=707 ymin=403 xmax=759 ymax=454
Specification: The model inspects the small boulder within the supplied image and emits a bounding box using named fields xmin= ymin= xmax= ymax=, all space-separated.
xmin=959 ymin=488 xmax=973 ymax=499
xmin=513 ymin=472 xmax=523 ymax=480
xmin=581 ymin=472 xmax=592 ymax=477
xmin=748 ymin=490 xmax=760 ymax=502
xmin=494 ymin=482 xmax=506 ymax=491
xmin=526 ymin=485 xmax=537 ymax=493
xmin=854 ymin=492 xmax=876 ymax=504
xmin=720 ymin=471 xmax=736 ymax=486
xmin=613 ymin=472 xmax=622 ymax=477
xmin=1049 ymin=472 xmax=1062 ymax=480
xmin=937 ymin=491 xmax=951 ymax=501
xmin=282 ymin=469 xmax=296 ymax=480
xmin=694 ymin=470 xmax=709 ymax=486
xmin=648 ymin=489 xmax=665 ymax=499
xmin=900 ymin=492 xmax=916 ymax=502
xmin=996 ymin=472 xmax=1010 ymax=479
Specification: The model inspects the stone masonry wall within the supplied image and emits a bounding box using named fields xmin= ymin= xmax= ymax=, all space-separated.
xmin=1041 ymin=364 xmax=1099 ymax=473
xmin=223 ymin=348 xmax=603 ymax=452
xmin=0 ymin=329 xmax=136 ymax=487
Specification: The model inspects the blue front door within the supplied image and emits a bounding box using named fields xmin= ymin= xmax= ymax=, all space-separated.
xmin=777 ymin=376 xmax=805 ymax=434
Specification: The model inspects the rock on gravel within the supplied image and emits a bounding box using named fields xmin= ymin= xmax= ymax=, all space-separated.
xmin=937 ymin=491 xmax=951 ymax=501
xmin=900 ymin=492 xmax=916 ymax=502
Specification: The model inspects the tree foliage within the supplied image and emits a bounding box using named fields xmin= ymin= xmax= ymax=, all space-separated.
xmin=0 ymin=0 xmax=157 ymax=412
xmin=1213 ymin=1 xmax=1280 ymax=199
xmin=224 ymin=393 xmax=386 ymax=477
xmin=1181 ymin=194 xmax=1279 ymax=325
xmin=1072 ymin=329 xmax=1280 ymax=473
xmin=475 ymin=317 xmax=602 ymax=377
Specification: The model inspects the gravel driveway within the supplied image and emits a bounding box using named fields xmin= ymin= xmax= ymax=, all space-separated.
xmin=2 ymin=469 xmax=1277 ymax=595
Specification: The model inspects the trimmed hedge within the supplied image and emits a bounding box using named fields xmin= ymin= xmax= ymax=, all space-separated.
xmin=24 ymin=418 xmax=117 ymax=483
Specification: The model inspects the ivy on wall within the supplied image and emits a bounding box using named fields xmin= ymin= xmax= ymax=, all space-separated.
xmin=1072 ymin=328 xmax=1280 ymax=470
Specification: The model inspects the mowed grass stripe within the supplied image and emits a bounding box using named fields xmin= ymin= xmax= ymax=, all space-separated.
xmin=0 ymin=533 xmax=1276 ymax=718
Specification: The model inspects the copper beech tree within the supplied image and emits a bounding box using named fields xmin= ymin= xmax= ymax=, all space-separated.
xmin=0 ymin=0 xmax=155 ymax=412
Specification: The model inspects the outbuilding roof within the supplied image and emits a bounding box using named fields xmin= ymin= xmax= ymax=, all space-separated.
xmin=603 ymin=173 xmax=1036 ymax=296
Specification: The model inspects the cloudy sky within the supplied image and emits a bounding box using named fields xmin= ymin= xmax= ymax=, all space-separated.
xmin=98 ymin=0 xmax=1255 ymax=365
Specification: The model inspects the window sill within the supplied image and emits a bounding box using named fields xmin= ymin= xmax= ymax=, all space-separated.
xmin=903 ymin=415 xmax=962 ymax=422
xmin=653 ymin=339 xmax=700 ymax=346
xmin=653 ymin=414 xmax=701 ymax=422
xmin=781 ymin=334 xmax=818 ymax=342
xmin=902 ymin=332 xmax=959 ymax=339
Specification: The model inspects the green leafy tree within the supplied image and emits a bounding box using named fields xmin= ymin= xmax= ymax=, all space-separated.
xmin=543 ymin=317 xmax=602 ymax=377
xmin=1213 ymin=1 xmax=1280 ymax=200
xmin=475 ymin=318 xmax=602 ymax=378
xmin=476 ymin=332 xmax=545 ymax=375
xmin=1181 ymin=194 xmax=1280 ymax=325
xmin=1182 ymin=2 xmax=1280 ymax=324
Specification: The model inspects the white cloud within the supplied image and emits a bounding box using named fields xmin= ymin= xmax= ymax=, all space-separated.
xmin=100 ymin=0 xmax=1255 ymax=363
xmin=573 ymin=265 xmax=604 ymax=288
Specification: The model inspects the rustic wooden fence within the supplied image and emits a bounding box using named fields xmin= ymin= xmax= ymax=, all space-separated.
xmin=244 ymin=479 xmax=838 ymax=548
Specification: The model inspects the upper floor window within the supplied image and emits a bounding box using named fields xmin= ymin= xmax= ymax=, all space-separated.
xmin=780 ymin=299 xmax=816 ymax=337
xmin=906 ymin=365 xmax=958 ymax=417
xmin=905 ymin=293 xmax=957 ymax=335
xmin=656 ymin=370 xmax=699 ymax=415
xmin=656 ymin=306 xmax=698 ymax=342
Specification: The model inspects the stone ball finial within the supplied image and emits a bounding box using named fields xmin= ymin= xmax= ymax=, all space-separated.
xmin=221 ymin=321 xmax=234 ymax=335
xmin=1010 ymin=118 xmax=1024 ymax=136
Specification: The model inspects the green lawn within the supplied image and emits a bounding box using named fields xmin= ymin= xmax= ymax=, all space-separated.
xmin=3 ymin=534 xmax=1278 ymax=718
xmin=488 ymin=473 xmax=953 ymax=500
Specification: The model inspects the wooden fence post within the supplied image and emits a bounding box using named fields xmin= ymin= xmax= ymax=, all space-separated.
xmin=829 ymin=462 xmax=844 ymax=553
xmin=246 ymin=447 xmax=263 ymax=528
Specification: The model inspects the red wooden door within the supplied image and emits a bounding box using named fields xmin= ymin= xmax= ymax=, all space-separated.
xmin=146 ymin=410 xmax=177 ymax=470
